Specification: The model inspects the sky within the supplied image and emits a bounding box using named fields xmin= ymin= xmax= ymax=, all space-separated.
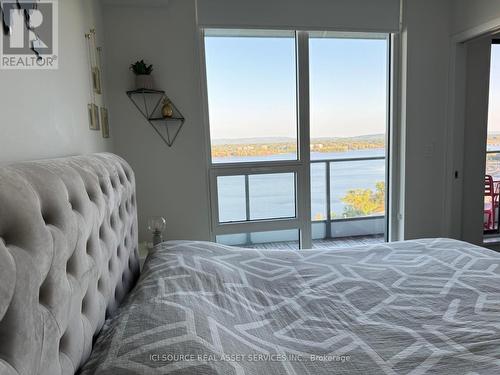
xmin=488 ymin=44 xmax=500 ymax=134
xmin=205 ymin=33 xmax=388 ymax=140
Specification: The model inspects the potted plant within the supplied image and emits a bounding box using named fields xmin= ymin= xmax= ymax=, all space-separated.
xmin=130 ymin=60 xmax=154 ymax=90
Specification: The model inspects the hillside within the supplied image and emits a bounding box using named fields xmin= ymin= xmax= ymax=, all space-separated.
xmin=212 ymin=135 xmax=385 ymax=158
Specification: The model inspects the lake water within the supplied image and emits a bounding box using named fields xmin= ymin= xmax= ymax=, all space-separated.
xmin=214 ymin=148 xmax=386 ymax=222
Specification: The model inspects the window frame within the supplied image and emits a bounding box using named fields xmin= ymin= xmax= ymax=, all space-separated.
xmin=199 ymin=28 xmax=395 ymax=248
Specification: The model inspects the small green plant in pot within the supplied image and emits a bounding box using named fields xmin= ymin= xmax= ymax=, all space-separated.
xmin=130 ymin=60 xmax=154 ymax=90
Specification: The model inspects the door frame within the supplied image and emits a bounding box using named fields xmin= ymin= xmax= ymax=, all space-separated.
xmin=443 ymin=17 xmax=500 ymax=242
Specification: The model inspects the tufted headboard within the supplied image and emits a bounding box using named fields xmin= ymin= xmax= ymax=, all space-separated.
xmin=0 ymin=153 xmax=140 ymax=375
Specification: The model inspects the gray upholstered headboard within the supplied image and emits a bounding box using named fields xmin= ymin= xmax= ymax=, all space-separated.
xmin=0 ymin=153 xmax=140 ymax=375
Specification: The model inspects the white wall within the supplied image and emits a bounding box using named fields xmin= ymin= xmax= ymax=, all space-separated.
xmin=0 ymin=0 xmax=112 ymax=164
xmin=400 ymin=0 xmax=452 ymax=239
xmin=452 ymin=0 xmax=500 ymax=35
xmin=102 ymin=0 xmax=460 ymax=243
xmin=103 ymin=1 xmax=211 ymax=242
xmin=197 ymin=0 xmax=400 ymax=32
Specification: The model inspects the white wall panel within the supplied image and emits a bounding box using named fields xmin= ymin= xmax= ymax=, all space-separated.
xmin=197 ymin=0 xmax=401 ymax=32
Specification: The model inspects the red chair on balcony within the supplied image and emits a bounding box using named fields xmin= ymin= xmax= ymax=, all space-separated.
xmin=484 ymin=175 xmax=499 ymax=230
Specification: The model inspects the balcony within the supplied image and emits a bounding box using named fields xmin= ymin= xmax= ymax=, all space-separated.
xmin=217 ymin=154 xmax=386 ymax=249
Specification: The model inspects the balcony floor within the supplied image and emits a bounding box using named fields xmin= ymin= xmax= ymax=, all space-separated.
xmin=244 ymin=234 xmax=385 ymax=250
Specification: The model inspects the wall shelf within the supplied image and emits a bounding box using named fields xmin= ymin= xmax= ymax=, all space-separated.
xmin=126 ymin=89 xmax=185 ymax=147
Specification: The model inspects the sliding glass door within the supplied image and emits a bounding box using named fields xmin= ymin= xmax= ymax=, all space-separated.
xmin=203 ymin=29 xmax=390 ymax=249
xmin=309 ymin=32 xmax=389 ymax=244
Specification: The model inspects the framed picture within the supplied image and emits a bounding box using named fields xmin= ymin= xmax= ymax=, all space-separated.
xmin=100 ymin=107 xmax=110 ymax=138
xmin=93 ymin=104 xmax=100 ymax=130
xmin=92 ymin=66 xmax=102 ymax=95
xmin=88 ymin=103 xmax=97 ymax=130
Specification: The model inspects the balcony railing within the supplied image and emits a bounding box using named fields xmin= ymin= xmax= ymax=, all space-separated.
xmin=214 ymin=154 xmax=387 ymax=247
xmin=310 ymin=155 xmax=386 ymax=239
xmin=486 ymin=150 xmax=500 ymax=180
xmin=485 ymin=150 xmax=500 ymax=235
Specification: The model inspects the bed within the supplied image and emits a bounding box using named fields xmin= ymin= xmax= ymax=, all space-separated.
xmin=2 ymin=154 xmax=500 ymax=375
xmin=80 ymin=238 xmax=500 ymax=374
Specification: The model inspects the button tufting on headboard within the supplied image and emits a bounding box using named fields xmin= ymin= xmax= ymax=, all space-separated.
xmin=0 ymin=153 xmax=140 ymax=375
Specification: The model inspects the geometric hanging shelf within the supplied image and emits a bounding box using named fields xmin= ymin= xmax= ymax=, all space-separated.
xmin=126 ymin=89 xmax=185 ymax=147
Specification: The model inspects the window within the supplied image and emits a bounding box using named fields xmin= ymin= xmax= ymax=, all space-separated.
xmin=205 ymin=30 xmax=298 ymax=163
xmin=216 ymin=173 xmax=296 ymax=223
xmin=203 ymin=29 xmax=390 ymax=249
xmin=309 ymin=33 xmax=388 ymax=239
xmin=309 ymin=33 xmax=387 ymax=162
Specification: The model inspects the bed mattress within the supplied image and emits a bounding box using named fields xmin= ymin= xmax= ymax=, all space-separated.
xmin=80 ymin=238 xmax=500 ymax=374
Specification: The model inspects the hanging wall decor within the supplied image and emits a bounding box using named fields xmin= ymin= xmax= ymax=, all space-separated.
xmin=92 ymin=67 xmax=102 ymax=95
xmin=93 ymin=103 xmax=100 ymax=131
xmin=88 ymin=104 xmax=97 ymax=130
xmin=100 ymin=107 xmax=110 ymax=138
xmin=85 ymin=30 xmax=98 ymax=130
xmin=127 ymin=89 xmax=185 ymax=147
xmin=85 ymin=28 xmax=110 ymax=137
xmin=97 ymin=46 xmax=111 ymax=138
xmin=90 ymin=31 xmax=102 ymax=95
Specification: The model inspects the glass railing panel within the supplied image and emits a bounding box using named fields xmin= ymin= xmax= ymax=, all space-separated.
xmin=486 ymin=153 xmax=500 ymax=180
xmin=330 ymin=158 xmax=386 ymax=219
xmin=217 ymin=229 xmax=300 ymax=249
xmin=311 ymin=162 xmax=327 ymax=221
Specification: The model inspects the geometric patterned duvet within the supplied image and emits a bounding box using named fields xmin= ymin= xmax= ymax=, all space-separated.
xmin=79 ymin=238 xmax=500 ymax=374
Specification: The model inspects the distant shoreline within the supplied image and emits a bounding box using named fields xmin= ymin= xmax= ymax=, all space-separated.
xmin=212 ymin=136 xmax=385 ymax=158
xmin=212 ymin=134 xmax=385 ymax=145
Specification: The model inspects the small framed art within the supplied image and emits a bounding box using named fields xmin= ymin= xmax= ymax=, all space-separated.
xmin=88 ymin=103 xmax=97 ymax=130
xmin=93 ymin=104 xmax=100 ymax=130
xmin=92 ymin=67 xmax=102 ymax=95
xmin=100 ymin=107 xmax=110 ymax=138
